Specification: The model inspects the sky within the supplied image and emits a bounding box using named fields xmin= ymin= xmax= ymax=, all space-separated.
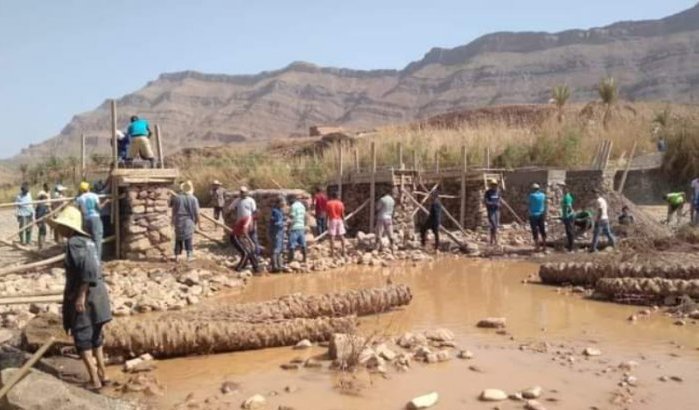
xmin=0 ymin=0 xmax=695 ymax=158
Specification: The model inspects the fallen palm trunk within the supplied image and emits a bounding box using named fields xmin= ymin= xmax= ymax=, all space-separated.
xmin=539 ymin=262 xmax=699 ymax=286
xmin=595 ymin=278 xmax=699 ymax=299
xmin=176 ymin=284 xmax=413 ymax=323
xmin=104 ymin=317 xmax=356 ymax=358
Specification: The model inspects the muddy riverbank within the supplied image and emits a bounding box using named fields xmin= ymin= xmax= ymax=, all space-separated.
xmin=104 ymin=257 xmax=698 ymax=409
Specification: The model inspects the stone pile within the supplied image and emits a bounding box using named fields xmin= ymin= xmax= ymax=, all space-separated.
xmin=121 ymin=184 xmax=173 ymax=260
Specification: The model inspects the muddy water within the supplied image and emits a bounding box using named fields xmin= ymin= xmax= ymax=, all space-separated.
xmin=146 ymin=257 xmax=699 ymax=409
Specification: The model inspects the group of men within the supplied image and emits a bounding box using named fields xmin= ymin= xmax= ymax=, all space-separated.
xmin=483 ymin=179 xmax=620 ymax=253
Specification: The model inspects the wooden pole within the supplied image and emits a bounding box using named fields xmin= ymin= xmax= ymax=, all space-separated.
xmin=0 ymin=295 xmax=63 ymax=306
xmin=1 ymin=200 xmax=70 ymax=243
xmin=80 ymin=133 xmax=86 ymax=179
xmin=155 ymin=124 xmax=165 ymax=169
xmin=459 ymin=145 xmax=467 ymax=228
xmin=501 ymin=198 xmax=526 ymax=225
xmin=413 ymin=149 xmax=418 ymax=171
xmin=111 ymin=100 xmax=118 ymax=169
xmin=200 ymin=212 xmax=234 ymax=234
xmin=406 ymin=191 xmax=465 ymax=247
xmin=411 ymin=184 xmax=439 ymax=218
xmin=617 ymin=141 xmax=637 ymax=195
xmin=0 ymin=290 xmax=63 ymax=299
xmin=0 ymin=337 xmax=55 ymax=400
xmin=369 ymin=142 xmax=377 ymax=232
xmin=353 ymin=148 xmax=359 ymax=172
xmin=110 ymin=99 xmax=120 ymax=259
xmin=398 ymin=143 xmax=404 ymax=169
xmin=338 ymin=143 xmax=343 ymax=200
xmin=434 ymin=150 xmax=440 ymax=173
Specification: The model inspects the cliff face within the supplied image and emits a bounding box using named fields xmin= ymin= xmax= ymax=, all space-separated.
xmin=14 ymin=4 xmax=699 ymax=162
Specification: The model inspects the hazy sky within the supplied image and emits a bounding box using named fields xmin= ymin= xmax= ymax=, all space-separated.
xmin=0 ymin=0 xmax=695 ymax=158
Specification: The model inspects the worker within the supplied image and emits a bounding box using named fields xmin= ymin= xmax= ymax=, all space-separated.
xmin=287 ymin=193 xmax=308 ymax=263
xmin=311 ymin=187 xmax=328 ymax=236
xmin=560 ymin=183 xmax=575 ymax=251
xmin=591 ymin=190 xmax=616 ymax=252
xmin=528 ymin=183 xmax=547 ymax=252
xmin=483 ymin=179 xmax=501 ymax=246
xmin=76 ymin=182 xmax=103 ymax=260
xmin=618 ymin=205 xmax=636 ymax=225
xmin=52 ymin=206 xmax=112 ymax=392
xmin=326 ymin=190 xmax=346 ymax=258
xmin=35 ymin=190 xmax=50 ymax=250
xmin=664 ymin=192 xmax=686 ymax=225
xmin=375 ymin=188 xmax=396 ymax=252
xmin=420 ymin=190 xmax=442 ymax=251
xmin=691 ymin=177 xmax=699 ymax=225
xmin=51 ymin=184 xmax=68 ymax=243
xmin=126 ymin=115 xmax=156 ymax=168
xmin=15 ymin=182 xmax=34 ymax=245
xmin=170 ymin=181 xmax=200 ymax=262
xmin=210 ymin=180 xmax=226 ymax=221
xmin=115 ymin=130 xmax=130 ymax=167
xmin=574 ymin=210 xmax=594 ymax=234
xmin=268 ymin=195 xmax=286 ymax=273
xmin=229 ymin=186 xmax=259 ymax=273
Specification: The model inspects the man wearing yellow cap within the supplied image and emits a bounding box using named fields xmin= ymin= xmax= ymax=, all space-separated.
xmin=76 ymin=182 xmax=103 ymax=260
xmin=51 ymin=206 xmax=112 ymax=391
xmin=483 ymin=179 xmax=501 ymax=246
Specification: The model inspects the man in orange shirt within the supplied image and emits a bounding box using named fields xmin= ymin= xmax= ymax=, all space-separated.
xmin=326 ymin=190 xmax=346 ymax=258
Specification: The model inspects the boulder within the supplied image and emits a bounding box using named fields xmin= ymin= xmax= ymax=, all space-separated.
xmin=242 ymin=394 xmax=266 ymax=409
xmin=328 ymin=333 xmax=365 ymax=363
xmin=424 ymin=328 xmax=454 ymax=342
xmin=293 ymin=339 xmax=313 ymax=350
xmin=407 ymin=392 xmax=439 ymax=409
xmin=583 ymin=347 xmax=602 ymax=357
xmin=1 ymin=368 xmax=134 ymax=409
xmin=476 ymin=318 xmax=506 ymax=329
xmin=375 ymin=343 xmax=397 ymax=361
xmin=521 ymin=386 xmax=543 ymax=399
xmin=479 ymin=389 xmax=508 ymax=401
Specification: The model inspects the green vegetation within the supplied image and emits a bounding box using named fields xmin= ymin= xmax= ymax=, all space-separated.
xmin=597 ymin=77 xmax=618 ymax=128
xmin=552 ymin=85 xmax=571 ymax=123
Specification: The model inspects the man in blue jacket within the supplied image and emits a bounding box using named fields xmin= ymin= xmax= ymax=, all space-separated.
xmin=126 ymin=116 xmax=156 ymax=168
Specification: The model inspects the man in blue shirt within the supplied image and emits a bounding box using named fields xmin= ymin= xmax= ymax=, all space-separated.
xmin=126 ymin=116 xmax=156 ymax=168
xmin=483 ymin=179 xmax=501 ymax=246
xmin=76 ymin=182 xmax=103 ymax=260
xmin=528 ymin=183 xmax=547 ymax=252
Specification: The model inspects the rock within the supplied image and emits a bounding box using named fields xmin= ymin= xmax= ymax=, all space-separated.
xmin=524 ymin=399 xmax=547 ymax=410
xmin=375 ymin=344 xmax=397 ymax=361
xmin=480 ymin=389 xmax=508 ymax=401
xmin=221 ymin=381 xmax=240 ymax=394
xmin=0 ymin=329 xmax=14 ymax=344
xmin=618 ymin=360 xmax=639 ymax=371
xmin=521 ymin=386 xmax=543 ymax=399
xmin=304 ymin=359 xmax=323 ymax=369
xmin=397 ymin=332 xmax=427 ymax=349
xmin=457 ymin=350 xmax=474 ymax=359
xmin=424 ymin=328 xmax=454 ymax=342
xmin=280 ymin=363 xmax=299 ymax=370
xmin=1 ymin=368 xmax=135 ymax=409
xmin=624 ymin=375 xmax=638 ymax=386
xmin=407 ymin=392 xmax=439 ymax=409
xmin=583 ymin=347 xmax=602 ymax=357
xmin=284 ymin=385 xmax=299 ymax=393
xmin=293 ymin=339 xmax=313 ymax=349
xmin=477 ymin=317 xmax=506 ymax=329
xmin=242 ymin=394 xmax=266 ymax=409
xmin=674 ymin=319 xmax=686 ymax=326
xmin=123 ymin=358 xmax=143 ymax=371
xmin=670 ymin=376 xmax=683 ymax=382
xmin=329 ymin=333 xmax=365 ymax=363
xmin=659 ymin=376 xmax=669 ymax=382
xmin=468 ymin=365 xmax=485 ymax=373
xmin=509 ymin=392 xmax=524 ymax=401
xmin=140 ymin=353 xmax=154 ymax=361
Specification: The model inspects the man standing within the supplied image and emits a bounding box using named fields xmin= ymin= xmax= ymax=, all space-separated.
xmin=268 ymin=196 xmax=286 ymax=273
xmin=618 ymin=205 xmax=636 ymax=225
xmin=311 ymin=187 xmax=328 ymax=236
xmin=375 ymin=189 xmax=396 ymax=252
xmin=420 ymin=191 xmax=442 ymax=251
xmin=287 ymin=194 xmax=307 ymax=263
xmin=115 ymin=130 xmax=130 ymax=167
xmin=483 ymin=179 xmax=501 ymax=246
xmin=52 ymin=206 xmax=112 ymax=391
xmin=170 ymin=181 xmax=200 ymax=262
xmin=76 ymin=182 xmax=103 ymax=260
xmin=528 ymin=183 xmax=547 ymax=252
xmin=326 ymin=190 xmax=346 ymax=258
xmin=15 ymin=183 xmax=34 ymax=245
xmin=591 ymin=190 xmax=616 ymax=252
xmin=126 ymin=115 xmax=156 ymax=168
xmin=691 ymin=177 xmax=699 ymax=225
xmin=229 ymin=187 xmax=259 ymax=272
xmin=35 ymin=190 xmax=50 ymax=250
xmin=210 ymin=180 xmax=225 ymax=221
xmin=664 ymin=192 xmax=686 ymax=225
xmin=560 ymin=183 xmax=575 ymax=251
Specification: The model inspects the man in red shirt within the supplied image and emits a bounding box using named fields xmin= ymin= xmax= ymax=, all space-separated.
xmin=312 ymin=187 xmax=328 ymax=236
xmin=326 ymin=190 xmax=346 ymax=258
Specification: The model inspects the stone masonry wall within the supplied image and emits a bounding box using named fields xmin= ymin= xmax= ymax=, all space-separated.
xmin=121 ymin=184 xmax=173 ymax=260
xmin=436 ymin=177 xmax=485 ymax=230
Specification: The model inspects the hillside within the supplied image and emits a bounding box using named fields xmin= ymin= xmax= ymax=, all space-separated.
xmin=12 ymin=3 xmax=699 ymax=163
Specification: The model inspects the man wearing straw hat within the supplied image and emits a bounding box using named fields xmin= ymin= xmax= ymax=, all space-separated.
xmin=210 ymin=180 xmax=226 ymax=221
xmin=170 ymin=181 xmax=201 ymax=262
xmin=50 ymin=206 xmax=112 ymax=391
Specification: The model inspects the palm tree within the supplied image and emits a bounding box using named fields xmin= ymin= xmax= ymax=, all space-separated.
xmin=552 ymin=85 xmax=571 ymax=123
xmin=598 ymin=77 xmax=618 ymax=128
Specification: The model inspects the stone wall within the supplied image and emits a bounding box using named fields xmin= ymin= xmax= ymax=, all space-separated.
xmin=121 ymin=184 xmax=173 ymax=260
xmin=565 ymin=170 xmax=611 ymax=212
xmin=613 ymin=167 xmax=669 ymax=205
xmin=500 ymin=169 xmax=565 ymax=224
xmin=435 ymin=177 xmax=485 ymax=230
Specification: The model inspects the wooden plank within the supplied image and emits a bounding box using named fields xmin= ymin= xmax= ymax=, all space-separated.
xmin=459 ymin=145 xmax=467 ymax=228
xmin=81 ymin=133 xmax=86 ymax=179
xmin=0 ymin=337 xmax=55 ymax=400
xmin=111 ymin=100 xmax=118 ymax=169
xmin=353 ymin=148 xmax=359 ymax=172
xmin=111 ymin=168 xmax=179 ymax=178
xmin=411 ymin=184 xmax=439 ymax=218
xmin=398 ymin=143 xmax=404 ymax=169
xmin=0 ymin=295 xmax=63 ymax=306
xmin=617 ymin=141 xmax=637 ymax=195
xmin=369 ymin=142 xmax=376 ymax=232
xmin=155 ymin=124 xmax=165 ymax=168
xmin=200 ymin=212 xmax=234 ymax=235
xmin=434 ymin=150 xmax=440 ymax=173
xmin=338 ymin=143 xmax=343 ymax=200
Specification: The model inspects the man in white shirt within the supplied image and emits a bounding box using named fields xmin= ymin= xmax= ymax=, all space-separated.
xmin=590 ymin=190 xmax=616 ymax=252
xmin=690 ymin=177 xmax=699 ymax=225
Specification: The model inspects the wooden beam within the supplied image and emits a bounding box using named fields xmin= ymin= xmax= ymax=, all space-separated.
xmin=434 ymin=150 xmax=440 ymax=173
xmin=1 ymin=200 xmax=70 ymax=244
xmin=405 ymin=191 xmax=465 ymax=248
xmin=110 ymin=99 xmax=119 ymax=258
xmin=200 ymin=211 xmax=233 ymax=235
xmin=398 ymin=143 xmax=404 ymax=170
xmin=315 ymin=199 xmax=369 ymax=242
xmin=0 ymin=337 xmax=55 ymax=400
xmin=155 ymin=124 xmax=165 ymax=168
xmin=617 ymin=141 xmax=637 ymax=195
xmin=111 ymin=100 xmax=118 ymax=169
xmin=459 ymin=145 xmax=467 ymax=228
xmin=338 ymin=143 xmax=343 ymax=200
xmin=0 ymin=295 xmax=63 ymax=306
xmin=413 ymin=149 xmax=418 ymax=170
xmin=369 ymin=142 xmax=376 ymax=232
xmin=411 ymin=184 xmax=439 ymax=218
xmin=80 ymin=133 xmax=86 ymax=179
xmin=353 ymin=148 xmax=359 ymax=172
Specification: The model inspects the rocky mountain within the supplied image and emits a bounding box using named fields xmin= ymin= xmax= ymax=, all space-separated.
xmin=13 ymin=3 xmax=699 ymax=163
